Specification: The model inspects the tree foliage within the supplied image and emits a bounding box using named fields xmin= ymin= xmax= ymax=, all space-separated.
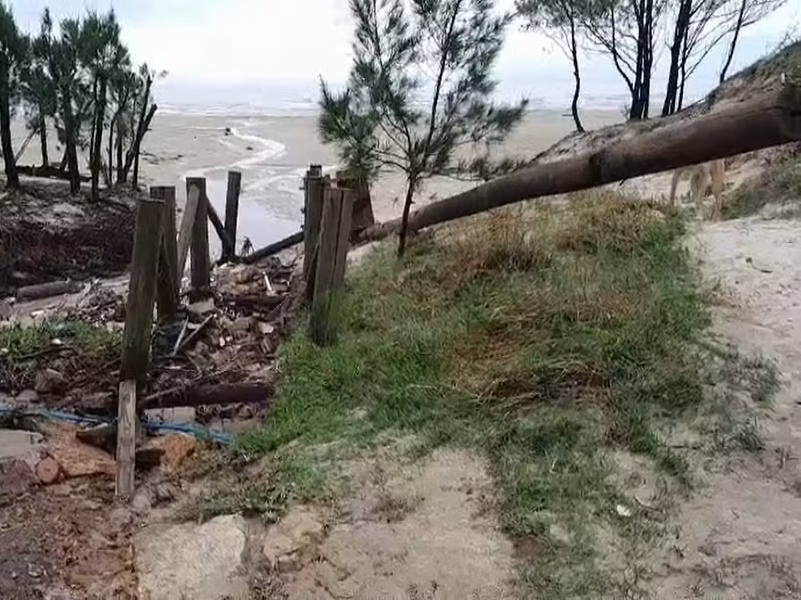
xmin=0 ymin=3 xmax=163 ymax=197
xmin=319 ymin=0 xmax=528 ymax=256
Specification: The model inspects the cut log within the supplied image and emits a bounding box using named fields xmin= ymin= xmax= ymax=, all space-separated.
xmin=35 ymin=456 xmax=61 ymax=485
xmin=240 ymin=231 xmax=304 ymax=265
xmin=140 ymin=382 xmax=275 ymax=410
xmin=15 ymin=280 xmax=82 ymax=302
xmin=356 ymin=83 xmax=801 ymax=243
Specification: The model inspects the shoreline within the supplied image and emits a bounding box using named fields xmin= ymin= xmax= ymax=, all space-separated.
xmin=10 ymin=108 xmax=623 ymax=257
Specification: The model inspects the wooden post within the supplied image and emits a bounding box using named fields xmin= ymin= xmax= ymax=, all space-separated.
xmin=120 ymin=197 xmax=164 ymax=386
xmin=303 ymin=169 xmax=326 ymax=300
xmin=177 ymin=184 xmax=200 ymax=279
xmin=187 ymin=177 xmax=211 ymax=294
xmin=332 ymin=188 xmax=355 ymax=288
xmin=151 ymin=186 xmax=179 ymax=320
xmin=309 ymin=185 xmax=344 ymax=346
xmin=223 ymin=171 xmax=242 ymax=261
xmin=115 ymin=379 xmax=137 ymax=499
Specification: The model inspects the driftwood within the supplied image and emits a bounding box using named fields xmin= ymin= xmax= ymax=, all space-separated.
xmin=15 ymin=280 xmax=82 ymax=302
xmin=140 ymin=382 xmax=275 ymax=410
xmin=240 ymin=231 xmax=304 ymax=264
xmin=355 ymin=83 xmax=801 ymax=243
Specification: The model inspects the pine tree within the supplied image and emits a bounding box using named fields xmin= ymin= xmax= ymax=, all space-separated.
xmin=0 ymin=3 xmax=29 ymax=189
xmin=319 ymin=0 xmax=527 ymax=257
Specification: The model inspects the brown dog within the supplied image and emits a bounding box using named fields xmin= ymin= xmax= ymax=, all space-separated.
xmin=668 ymin=158 xmax=726 ymax=220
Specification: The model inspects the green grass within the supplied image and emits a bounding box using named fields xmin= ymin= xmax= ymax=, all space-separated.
xmin=235 ymin=193 xmax=775 ymax=598
xmin=722 ymin=155 xmax=801 ymax=220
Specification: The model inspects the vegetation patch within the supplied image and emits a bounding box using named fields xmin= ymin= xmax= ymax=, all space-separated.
xmin=722 ymin=154 xmax=801 ymax=219
xmin=237 ymin=193 xmax=776 ymax=598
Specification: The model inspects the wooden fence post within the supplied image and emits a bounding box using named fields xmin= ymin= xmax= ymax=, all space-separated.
xmin=303 ymin=168 xmax=325 ymax=301
xmin=177 ymin=184 xmax=200 ymax=279
xmin=115 ymin=379 xmax=137 ymax=500
xmin=187 ymin=177 xmax=211 ymax=294
xmin=223 ymin=171 xmax=242 ymax=261
xmin=309 ymin=185 xmax=345 ymax=346
xmin=151 ymin=186 xmax=179 ymax=320
xmin=120 ymin=196 xmax=164 ymax=386
xmin=332 ymin=188 xmax=355 ymax=288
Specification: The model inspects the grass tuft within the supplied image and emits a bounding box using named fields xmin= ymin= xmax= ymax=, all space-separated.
xmin=722 ymin=155 xmax=801 ymax=219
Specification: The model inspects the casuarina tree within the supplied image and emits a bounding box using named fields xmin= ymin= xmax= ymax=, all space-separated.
xmin=0 ymin=3 xmax=29 ymax=189
xmin=319 ymin=0 xmax=528 ymax=257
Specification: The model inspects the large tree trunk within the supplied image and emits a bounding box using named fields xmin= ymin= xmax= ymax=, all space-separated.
xmin=356 ymin=84 xmax=801 ymax=243
xmin=91 ymin=77 xmax=108 ymax=202
xmin=0 ymin=95 xmax=19 ymax=189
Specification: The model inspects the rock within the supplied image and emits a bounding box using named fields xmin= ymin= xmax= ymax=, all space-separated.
xmin=14 ymin=389 xmax=39 ymax=405
xmin=135 ymin=515 xmax=249 ymax=600
xmin=230 ymin=317 xmax=254 ymax=333
xmin=257 ymin=322 xmax=275 ymax=336
xmin=34 ymin=456 xmax=61 ymax=484
xmin=0 ymin=459 xmax=38 ymax=497
xmin=0 ymin=429 xmax=45 ymax=462
xmin=142 ymin=433 xmax=198 ymax=474
xmin=187 ymin=297 xmax=216 ymax=316
xmin=34 ymin=368 xmax=67 ymax=394
xmin=261 ymin=506 xmax=326 ymax=573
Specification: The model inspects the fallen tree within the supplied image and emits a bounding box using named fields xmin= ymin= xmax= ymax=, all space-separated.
xmin=355 ymin=82 xmax=801 ymax=243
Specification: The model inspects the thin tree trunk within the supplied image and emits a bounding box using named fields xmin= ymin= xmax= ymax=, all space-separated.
xmin=116 ymin=128 xmax=124 ymax=184
xmin=569 ymin=14 xmax=585 ymax=133
xmin=720 ymin=0 xmax=747 ymax=84
xmin=107 ymin=116 xmax=114 ymax=183
xmin=91 ymin=77 xmax=108 ymax=202
xmin=0 ymin=95 xmax=19 ymax=189
xmin=397 ymin=181 xmax=416 ymax=257
xmin=39 ymin=115 xmax=49 ymax=168
xmin=131 ymin=103 xmax=157 ymax=190
xmin=62 ymin=89 xmax=81 ymax=195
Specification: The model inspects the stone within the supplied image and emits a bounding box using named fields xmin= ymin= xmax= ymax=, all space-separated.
xmin=34 ymin=368 xmax=67 ymax=394
xmin=135 ymin=515 xmax=249 ymax=600
xmin=230 ymin=317 xmax=254 ymax=333
xmin=0 ymin=459 xmax=38 ymax=497
xmin=0 ymin=429 xmax=45 ymax=462
xmin=142 ymin=433 xmax=198 ymax=474
xmin=261 ymin=505 xmax=326 ymax=572
xmin=14 ymin=389 xmax=39 ymax=405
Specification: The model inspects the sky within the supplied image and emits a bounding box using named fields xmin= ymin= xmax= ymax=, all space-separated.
xmin=8 ymin=0 xmax=800 ymax=107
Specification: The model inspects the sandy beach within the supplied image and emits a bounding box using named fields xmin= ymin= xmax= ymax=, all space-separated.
xmin=12 ymin=108 xmax=621 ymax=257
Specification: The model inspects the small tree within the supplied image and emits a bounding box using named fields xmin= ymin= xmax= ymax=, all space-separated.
xmin=0 ymin=3 xmax=29 ymax=189
xmin=319 ymin=0 xmax=527 ymax=257
xmin=517 ymin=0 xmax=590 ymax=132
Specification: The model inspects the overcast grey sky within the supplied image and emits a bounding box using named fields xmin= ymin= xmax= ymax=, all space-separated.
xmin=8 ymin=0 xmax=799 ymax=103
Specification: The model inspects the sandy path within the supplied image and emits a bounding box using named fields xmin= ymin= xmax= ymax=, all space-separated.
xmin=651 ymin=217 xmax=801 ymax=597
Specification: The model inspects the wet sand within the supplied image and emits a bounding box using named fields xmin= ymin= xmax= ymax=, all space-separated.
xmin=12 ymin=109 xmax=621 ymax=256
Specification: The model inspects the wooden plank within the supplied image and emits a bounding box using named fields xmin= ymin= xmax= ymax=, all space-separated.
xmin=187 ymin=177 xmax=211 ymax=293
xmin=223 ymin=170 xmax=242 ymax=261
xmin=177 ymin=184 xmax=200 ymax=279
xmin=120 ymin=197 xmax=164 ymax=385
xmin=151 ymin=186 xmax=179 ymax=320
xmin=355 ymin=82 xmax=801 ymax=243
xmin=207 ymin=200 xmax=235 ymax=259
xmin=309 ymin=185 xmax=343 ymax=346
xmin=332 ymin=188 xmax=355 ymax=289
xmin=115 ymin=379 xmax=137 ymax=500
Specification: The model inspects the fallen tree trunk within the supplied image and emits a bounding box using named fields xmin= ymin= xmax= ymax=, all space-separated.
xmin=356 ymin=83 xmax=801 ymax=243
xmin=240 ymin=231 xmax=303 ymax=264
xmin=140 ymin=382 xmax=275 ymax=410
xmin=15 ymin=280 xmax=83 ymax=301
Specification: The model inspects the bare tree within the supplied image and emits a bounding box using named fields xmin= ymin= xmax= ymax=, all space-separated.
xmin=719 ymin=0 xmax=789 ymax=83
xmin=584 ymin=0 xmax=668 ymax=120
xmin=517 ymin=0 xmax=591 ymax=132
